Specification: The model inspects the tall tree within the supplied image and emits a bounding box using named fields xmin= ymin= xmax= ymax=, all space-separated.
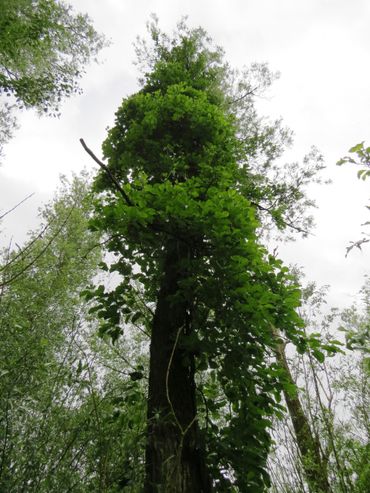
xmin=86 ymin=19 xmax=325 ymax=492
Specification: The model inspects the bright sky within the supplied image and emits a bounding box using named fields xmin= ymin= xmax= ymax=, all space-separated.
xmin=1 ymin=0 xmax=369 ymax=310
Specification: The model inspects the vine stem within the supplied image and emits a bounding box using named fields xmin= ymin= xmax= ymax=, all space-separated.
xmin=165 ymin=324 xmax=185 ymax=434
xmin=165 ymin=323 xmax=198 ymax=489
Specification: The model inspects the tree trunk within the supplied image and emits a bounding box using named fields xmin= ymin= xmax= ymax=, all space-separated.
xmin=275 ymin=337 xmax=331 ymax=493
xmin=144 ymin=240 xmax=212 ymax=493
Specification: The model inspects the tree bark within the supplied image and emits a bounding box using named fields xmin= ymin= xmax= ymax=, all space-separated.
xmin=144 ymin=240 xmax=212 ymax=493
xmin=275 ymin=337 xmax=331 ymax=493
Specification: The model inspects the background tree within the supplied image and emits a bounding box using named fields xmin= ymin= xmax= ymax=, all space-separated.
xmin=273 ymin=329 xmax=331 ymax=493
xmin=268 ymin=282 xmax=370 ymax=493
xmin=0 ymin=174 xmax=102 ymax=491
xmin=0 ymin=173 xmax=151 ymax=492
xmin=0 ymin=0 xmax=106 ymax=157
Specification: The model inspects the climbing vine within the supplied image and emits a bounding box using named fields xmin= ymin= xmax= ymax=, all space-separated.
xmin=85 ymin=18 xmax=337 ymax=491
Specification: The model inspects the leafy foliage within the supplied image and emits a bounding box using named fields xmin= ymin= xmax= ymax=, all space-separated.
xmin=0 ymin=0 xmax=106 ymax=157
xmin=0 ymin=102 xmax=17 ymax=159
xmin=88 ymin=19 xmax=328 ymax=491
xmin=0 ymin=174 xmax=152 ymax=492
xmin=0 ymin=0 xmax=105 ymax=112
xmin=337 ymin=142 xmax=370 ymax=181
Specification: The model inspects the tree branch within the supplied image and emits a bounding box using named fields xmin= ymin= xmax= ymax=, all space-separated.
xmin=0 ymin=193 xmax=35 ymax=221
xmin=250 ymin=200 xmax=312 ymax=236
xmin=228 ymin=87 xmax=258 ymax=106
xmin=80 ymin=140 xmax=208 ymax=248
xmin=0 ymin=210 xmax=73 ymax=288
xmin=79 ymin=138 xmax=134 ymax=207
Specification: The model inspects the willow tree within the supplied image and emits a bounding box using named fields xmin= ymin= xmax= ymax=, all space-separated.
xmin=0 ymin=0 xmax=106 ymax=157
xmin=0 ymin=175 xmax=102 ymax=491
xmin=86 ymin=19 xmax=325 ymax=492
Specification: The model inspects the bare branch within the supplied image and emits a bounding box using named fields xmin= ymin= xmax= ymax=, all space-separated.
xmin=0 ymin=223 xmax=49 ymax=273
xmin=250 ymin=200 xmax=312 ymax=236
xmin=79 ymin=138 xmax=134 ymax=206
xmin=0 ymin=193 xmax=35 ymax=221
xmin=0 ymin=210 xmax=73 ymax=288
xmin=228 ymin=87 xmax=258 ymax=106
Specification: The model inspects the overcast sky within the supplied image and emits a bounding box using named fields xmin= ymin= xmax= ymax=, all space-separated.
xmin=1 ymin=0 xmax=369 ymax=310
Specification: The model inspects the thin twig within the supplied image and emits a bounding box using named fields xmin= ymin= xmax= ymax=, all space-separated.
xmin=0 ymin=210 xmax=73 ymax=288
xmin=0 ymin=193 xmax=35 ymax=221
xmin=229 ymin=87 xmax=258 ymax=106
xmin=251 ymin=200 xmax=312 ymax=236
xmin=166 ymin=325 xmax=185 ymax=434
xmin=0 ymin=223 xmax=49 ymax=273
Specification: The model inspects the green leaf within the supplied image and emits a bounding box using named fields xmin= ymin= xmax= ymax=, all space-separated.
xmin=131 ymin=312 xmax=142 ymax=324
xmin=312 ymin=349 xmax=325 ymax=363
xmin=349 ymin=142 xmax=364 ymax=153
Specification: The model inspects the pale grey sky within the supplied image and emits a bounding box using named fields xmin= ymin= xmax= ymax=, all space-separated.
xmin=1 ymin=0 xmax=369 ymax=309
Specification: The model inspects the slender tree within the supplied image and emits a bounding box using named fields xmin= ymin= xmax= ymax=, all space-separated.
xmin=274 ymin=332 xmax=330 ymax=492
xmin=268 ymin=283 xmax=369 ymax=493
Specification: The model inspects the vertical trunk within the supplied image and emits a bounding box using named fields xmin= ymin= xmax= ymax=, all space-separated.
xmin=144 ymin=241 xmax=212 ymax=493
xmin=275 ymin=338 xmax=330 ymax=493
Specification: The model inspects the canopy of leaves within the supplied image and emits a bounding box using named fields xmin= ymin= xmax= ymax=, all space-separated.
xmin=0 ymin=0 xmax=105 ymax=113
xmin=0 ymin=0 xmax=106 ymax=158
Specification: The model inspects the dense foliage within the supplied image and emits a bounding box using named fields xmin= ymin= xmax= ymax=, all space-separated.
xmin=87 ymin=20 xmax=332 ymax=491
xmin=0 ymin=176 xmax=98 ymax=491
xmin=0 ymin=176 xmax=148 ymax=492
